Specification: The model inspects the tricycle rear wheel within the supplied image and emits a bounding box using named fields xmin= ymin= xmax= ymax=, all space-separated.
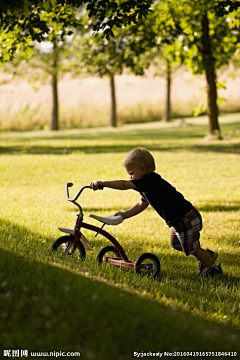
xmin=51 ymin=235 xmax=86 ymax=260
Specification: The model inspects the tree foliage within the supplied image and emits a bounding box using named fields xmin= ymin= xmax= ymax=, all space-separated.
xmin=0 ymin=0 xmax=153 ymax=62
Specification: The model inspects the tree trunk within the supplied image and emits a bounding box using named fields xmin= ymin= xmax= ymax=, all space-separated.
xmin=51 ymin=39 xmax=59 ymax=131
xmin=110 ymin=75 xmax=117 ymax=127
xmin=200 ymin=13 xmax=221 ymax=138
xmin=162 ymin=59 xmax=171 ymax=122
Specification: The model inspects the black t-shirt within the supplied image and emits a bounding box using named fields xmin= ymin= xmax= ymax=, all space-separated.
xmin=131 ymin=172 xmax=193 ymax=227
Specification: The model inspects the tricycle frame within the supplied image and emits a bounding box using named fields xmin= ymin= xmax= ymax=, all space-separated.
xmin=76 ymin=219 xmax=134 ymax=266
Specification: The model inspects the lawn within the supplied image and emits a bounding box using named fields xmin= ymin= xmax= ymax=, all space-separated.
xmin=0 ymin=113 xmax=240 ymax=359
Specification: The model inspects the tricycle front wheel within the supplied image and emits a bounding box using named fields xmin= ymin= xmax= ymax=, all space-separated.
xmin=51 ymin=235 xmax=86 ymax=260
xmin=134 ymin=253 xmax=160 ymax=278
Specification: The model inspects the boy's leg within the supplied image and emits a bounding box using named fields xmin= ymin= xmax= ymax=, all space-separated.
xmin=193 ymin=248 xmax=223 ymax=276
xmin=171 ymin=208 xmax=223 ymax=276
xmin=193 ymin=248 xmax=215 ymax=268
xmin=195 ymin=248 xmax=218 ymax=274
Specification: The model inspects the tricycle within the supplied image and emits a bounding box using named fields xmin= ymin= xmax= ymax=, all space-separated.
xmin=51 ymin=183 xmax=160 ymax=278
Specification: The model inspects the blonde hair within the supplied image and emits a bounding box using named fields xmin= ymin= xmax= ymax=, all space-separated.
xmin=123 ymin=147 xmax=155 ymax=172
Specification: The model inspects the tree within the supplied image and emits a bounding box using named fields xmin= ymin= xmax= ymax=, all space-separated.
xmin=77 ymin=0 xmax=187 ymax=126
xmin=124 ymin=1 xmax=240 ymax=130
xmin=141 ymin=0 xmax=240 ymax=137
xmin=161 ymin=59 xmax=172 ymax=122
xmin=124 ymin=0 xmax=240 ymax=133
xmin=2 ymin=40 xmax=68 ymax=130
xmin=41 ymin=6 xmax=86 ymax=130
xmin=118 ymin=3 xmax=184 ymax=123
xmin=2 ymin=6 xmax=88 ymax=130
xmin=76 ymin=10 xmax=170 ymax=127
xmin=173 ymin=1 xmax=240 ymax=137
xmin=74 ymin=33 xmax=130 ymax=127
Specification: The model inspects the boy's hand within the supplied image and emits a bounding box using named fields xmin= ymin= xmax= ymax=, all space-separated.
xmin=114 ymin=211 xmax=125 ymax=219
xmin=90 ymin=181 xmax=103 ymax=190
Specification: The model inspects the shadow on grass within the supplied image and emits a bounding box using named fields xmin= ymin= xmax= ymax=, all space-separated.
xmin=1 ymin=218 xmax=240 ymax=357
xmin=197 ymin=201 xmax=240 ymax=212
xmin=1 ymin=142 xmax=240 ymax=155
xmin=1 ymin=125 xmax=206 ymax=142
xmin=2 ymin=120 xmax=239 ymax=142
xmin=1 ymin=123 xmax=240 ymax=155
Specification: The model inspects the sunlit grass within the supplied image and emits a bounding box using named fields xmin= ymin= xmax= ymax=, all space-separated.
xmin=0 ymin=114 xmax=240 ymax=356
xmin=0 ymin=100 xmax=169 ymax=131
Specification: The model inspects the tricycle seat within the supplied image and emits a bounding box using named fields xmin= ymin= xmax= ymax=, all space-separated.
xmin=88 ymin=213 xmax=123 ymax=226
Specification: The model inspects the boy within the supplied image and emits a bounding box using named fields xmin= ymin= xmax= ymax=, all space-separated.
xmin=90 ymin=147 xmax=223 ymax=277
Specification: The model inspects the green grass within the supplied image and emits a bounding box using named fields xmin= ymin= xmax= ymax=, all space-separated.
xmin=1 ymin=113 xmax=240 ymax=358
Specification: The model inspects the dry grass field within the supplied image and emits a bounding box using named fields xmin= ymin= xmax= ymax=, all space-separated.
xmin=0 ymin=67 xmax=240 ymax=130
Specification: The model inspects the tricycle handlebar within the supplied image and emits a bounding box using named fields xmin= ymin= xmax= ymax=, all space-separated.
xmin=66 ymin=183 xmax=91 ymax=202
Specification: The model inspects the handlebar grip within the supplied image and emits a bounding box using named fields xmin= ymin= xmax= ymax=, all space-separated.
xmin=66 ymin=184 xmax=91 ymax=202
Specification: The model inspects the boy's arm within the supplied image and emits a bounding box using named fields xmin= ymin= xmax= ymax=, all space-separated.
xmin=115 ymin=201 xmax=148 ymax=220
xmin=90 ymin=180 xmax=136 ymax=190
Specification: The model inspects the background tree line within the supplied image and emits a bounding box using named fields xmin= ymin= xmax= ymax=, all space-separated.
xmin=0 ymin=0 xmax=240 ymax=137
